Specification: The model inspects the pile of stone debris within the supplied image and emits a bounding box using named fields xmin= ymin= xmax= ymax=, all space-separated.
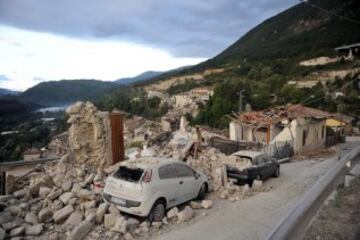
xmin=0 ymin=155 xmax=213 ymax=240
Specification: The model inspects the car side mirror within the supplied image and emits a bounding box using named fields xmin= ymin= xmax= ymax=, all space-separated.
xmin=193 ymin=171 xmax=200 ymax=179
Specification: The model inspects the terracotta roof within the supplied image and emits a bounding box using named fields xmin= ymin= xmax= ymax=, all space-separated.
xmin=233 ymin=104 xmax=330 ymax=127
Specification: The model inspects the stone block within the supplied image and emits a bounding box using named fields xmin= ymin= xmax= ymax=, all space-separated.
xmin=9 ymin=226 xmax=25 ymax=237
xmin=25 ymin=212 xmax=38 ymax=225
xmin=38 ymin=208 xmax=53 ymax=223
xmin=201 ymin=200 xmax=213 ymax=209
xmin=0 ymin=227 xmax=5 ymax=240
xmin=189 ymin=201 xmax=202 ymax=209
xmin=65 ymin=212 xmax=83 ymax=226
xmin=95 ymin=202 xmax=109 ymax=224
xmin=167 ymin=207 xmax=179 ymax=220
xmin=104 ymin=214 xmax=118 ymax=229
xmin=177 ymin=206 xmax=194 ymax=223
xmin=25 ymin=224 xmax=43 ymax=236
xmin=66 ymin=220 xmax=92 ymax=240
xmin=59 ymin=192 xmax=75 ymax=204
xmin=39 ymin=187 xmax=51 ymax=198
xmin=53 ymin=205 xmax=74 ymax=223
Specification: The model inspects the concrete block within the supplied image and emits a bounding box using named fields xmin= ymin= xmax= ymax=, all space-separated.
xmin=345 ymin=175 xmax=355 ymax=187
xmin=53 ymin=205 xmax=74 ymax=223
xmin=66 ymin=220 xmax=92 ymax=240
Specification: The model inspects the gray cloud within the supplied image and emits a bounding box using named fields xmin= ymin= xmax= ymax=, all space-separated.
xmin=0 ymin=0 xmax=298 ymax=58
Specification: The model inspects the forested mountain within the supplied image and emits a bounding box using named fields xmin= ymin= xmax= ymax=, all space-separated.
xmin=210 ymin=0 xmax=360 ymax=65
xmin=19 ymin=80 xmax=119 ymax=106
xmin=0 ymin=88 xmax=21 ymax=97
xmin=146 ymin=0 xmax=360 ymax=81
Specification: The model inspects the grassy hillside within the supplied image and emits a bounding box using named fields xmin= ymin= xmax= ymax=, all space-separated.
xmin=19 ymin=80 xmax=119 ymax=106
xmin=142 ymin=0 xmax=360 ymax=83
xmin=212 ymin=0 xmax=360 ymax=65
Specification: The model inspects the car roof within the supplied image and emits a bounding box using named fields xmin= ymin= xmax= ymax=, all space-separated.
xmin=121 ymin=157 xmax=182 ymax=169
xmin=231 ymin=150 xmax=264 ymax=158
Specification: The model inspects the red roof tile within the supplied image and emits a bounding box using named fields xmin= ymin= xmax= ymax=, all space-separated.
xmin=234 ymin=104 xmax=330 ymax=127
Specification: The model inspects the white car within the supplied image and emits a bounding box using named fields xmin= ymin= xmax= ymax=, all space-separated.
xmin=103 ymin=157 xmax=208 ymax=222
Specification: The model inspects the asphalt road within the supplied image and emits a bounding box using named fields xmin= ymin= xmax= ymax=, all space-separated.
xmin=152 ymin=139 xmax=360 ymax=240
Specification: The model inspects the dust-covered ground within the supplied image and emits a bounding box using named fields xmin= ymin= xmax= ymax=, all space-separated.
xmin=152 ymin=139 xmax=360 ymax=240
xmin=304 ymin=177 xmax=360 ymax=240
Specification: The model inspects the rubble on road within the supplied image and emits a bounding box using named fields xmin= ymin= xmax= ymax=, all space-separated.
xmin=177 ymin=206 xmax=194 ymax=223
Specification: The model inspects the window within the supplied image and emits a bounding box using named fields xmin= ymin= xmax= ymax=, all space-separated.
xmin=114 ymin=166 xmax=144 ymax=182
xmin=302 ymin=130 xmax=307 ymax=146
xmin=256 ymin=156 xmax=266 ymax=166
xmin=158 ymin=165 xmax=177 ymax=179
xmin=241 ymin=126 xmax=244 ymax=140
xmin=174 ymin=164 xmax=194 ymax=177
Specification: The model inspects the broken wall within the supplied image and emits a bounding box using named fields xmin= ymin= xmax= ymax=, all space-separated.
xmin=67 ymin=102 xmax=112 ymax=168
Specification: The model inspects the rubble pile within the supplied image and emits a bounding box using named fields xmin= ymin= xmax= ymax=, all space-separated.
xmin=45 ymin=132 xmax=69 ymax=158
xmin=67 ymin=102 xmax=111 ymax=168
xmin=124 ymin=117 xmax=164 ymax=147
xmin=0 ymin=155 xmax=214 ymax=240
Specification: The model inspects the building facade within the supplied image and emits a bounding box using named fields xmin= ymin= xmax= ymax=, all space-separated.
xmin=230 ymin=105 xmax=329 ymax=154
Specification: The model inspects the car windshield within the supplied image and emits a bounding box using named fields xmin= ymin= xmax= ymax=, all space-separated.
xmin=113 ymin=166 xmax=144 ymax=182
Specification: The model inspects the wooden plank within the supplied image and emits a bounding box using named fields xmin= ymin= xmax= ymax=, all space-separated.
xmin=109 ymin=113 xmax=125 ymax=164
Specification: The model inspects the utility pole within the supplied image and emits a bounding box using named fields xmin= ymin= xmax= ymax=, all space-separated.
xmin=237 ymin=90 xmax=245 ymax=113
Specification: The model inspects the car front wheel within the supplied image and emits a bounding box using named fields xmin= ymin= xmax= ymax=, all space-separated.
xmin=273 ymin=166 xmax=280 ymax=177
xmin=149 ymin=200 xmax=166 ymax=222
xmin=197 ymin=183 xmax=207 ymax=200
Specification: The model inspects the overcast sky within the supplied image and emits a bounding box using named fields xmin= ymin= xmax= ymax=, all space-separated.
xmin=0 ymin=0 xmax=298 ymax=91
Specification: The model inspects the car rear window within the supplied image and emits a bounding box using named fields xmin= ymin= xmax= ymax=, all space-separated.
xmin=159 ymin=165 xmax=177 ymax=179
xmin=113 ymin=166 xmax=144 ymax=182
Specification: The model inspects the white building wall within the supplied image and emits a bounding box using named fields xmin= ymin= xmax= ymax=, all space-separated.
xmin=271 ymin=120 xmax=297 ymax=144
xmin=293 ymin=118 xmax=326 ymax=154
xmin=229 ymin=121 xmax=242 ymax=141
xmin=231 ymin=117 xmax=327 ymax=154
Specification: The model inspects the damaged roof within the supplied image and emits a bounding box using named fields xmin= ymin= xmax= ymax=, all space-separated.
xmin=232 ymin=104 xmax=330 ymax=127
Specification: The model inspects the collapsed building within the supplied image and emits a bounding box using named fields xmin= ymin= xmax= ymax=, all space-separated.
xmin=67 ymin=102 xmax=125 ymax=168
xmin=229 ymin=104 xmax=330 ymax=154
xmin=0 ymin=100 xmax=272 ymax=240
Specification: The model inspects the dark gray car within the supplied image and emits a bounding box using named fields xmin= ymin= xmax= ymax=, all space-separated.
xmin=226 ymin=150 xmax=280 ymax=186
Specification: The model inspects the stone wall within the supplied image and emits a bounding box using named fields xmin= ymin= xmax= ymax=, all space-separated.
xmin=66 ymin=102 xmax=111 ymax=168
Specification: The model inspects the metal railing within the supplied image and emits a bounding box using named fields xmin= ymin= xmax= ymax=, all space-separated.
xmin=266 ymin=145 xmax=360 ymax=240
xmin=0 ymin=157 xmax=60 ymax=195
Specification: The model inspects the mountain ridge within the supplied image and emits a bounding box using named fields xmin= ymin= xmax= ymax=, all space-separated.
xmin=115 ymin=71 xmax=163 ymax=85
xmin=141 ymin=0 xmax=360 ymax=83
xmin=19 ymin=79 xmax=118 ymax=107
xmin=0 ymin=88 xmax=21 ymax=97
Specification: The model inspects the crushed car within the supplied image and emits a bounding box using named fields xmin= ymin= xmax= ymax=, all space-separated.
xmin=103 ymin=157 xmax=208 ymax=222
xmin=226 ymin=150 xmax=280 ymax=186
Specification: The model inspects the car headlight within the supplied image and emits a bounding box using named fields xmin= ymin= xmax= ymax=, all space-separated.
xmin=127 ymin=200 xmax=141 ymax=207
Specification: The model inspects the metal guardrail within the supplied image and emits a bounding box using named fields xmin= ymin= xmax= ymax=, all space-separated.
xmin=0 ymin=157 xmax=60 ymax=195
xmin=266 ymin=145 xmax=360 ymax=240
xmin=0 ymin=157 xmax=60 ymax=169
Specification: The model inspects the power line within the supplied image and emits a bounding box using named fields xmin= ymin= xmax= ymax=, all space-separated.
xmin=299 ymin=0 xmax=360 ymax=26
xmin=300 ymin=80 xmax=353 ymax=106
